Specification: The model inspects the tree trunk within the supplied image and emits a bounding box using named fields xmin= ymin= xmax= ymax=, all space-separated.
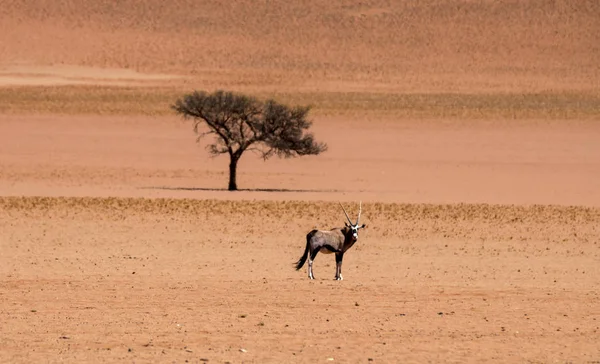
xmin=228 ymin=156 xmax=238 ymax=191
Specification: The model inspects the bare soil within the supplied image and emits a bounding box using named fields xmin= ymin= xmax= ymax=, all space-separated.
xmin=1 ymin=198 xmax=599 ymax=363
xmin=1 ymin=1 xmax=599 ymax=363
xmin=1 ymin=114 xmax=599 ymax=206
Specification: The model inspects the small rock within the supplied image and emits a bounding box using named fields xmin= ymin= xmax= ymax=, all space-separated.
xmin=240 ymin=348 xmax=247 ymax=353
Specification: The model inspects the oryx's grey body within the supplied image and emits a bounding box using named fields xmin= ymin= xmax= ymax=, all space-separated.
xmin=295 ymin=202 xmax=365 ymax=280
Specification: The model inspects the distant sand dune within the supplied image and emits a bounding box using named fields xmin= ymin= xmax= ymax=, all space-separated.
xmin=1 ymin=0 xmax=598 ymax=92
xmin=0 ymin=64 xmax=182 ymax=87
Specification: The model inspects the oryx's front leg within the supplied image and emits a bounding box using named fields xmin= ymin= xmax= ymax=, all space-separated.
xmin=335 ymin=252 xmax=344 ymax=280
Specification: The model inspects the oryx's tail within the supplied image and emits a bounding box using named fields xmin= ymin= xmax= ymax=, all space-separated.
xmin=295 ymin=231 xmax=315 ymax=270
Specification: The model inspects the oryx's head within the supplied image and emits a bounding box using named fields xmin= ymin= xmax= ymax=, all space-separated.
xmin=340 ymin=201 xmax=366 ymax=242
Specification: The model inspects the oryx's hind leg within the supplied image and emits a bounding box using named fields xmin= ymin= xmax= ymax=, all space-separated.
xmin=308 ymin=247 xmax=320 ymax=280
xmin=335 ymin=253 xmax=344 ymax=280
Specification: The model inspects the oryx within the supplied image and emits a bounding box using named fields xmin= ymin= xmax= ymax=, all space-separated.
xmin=295 ymin=202 xmax=366 ymax=280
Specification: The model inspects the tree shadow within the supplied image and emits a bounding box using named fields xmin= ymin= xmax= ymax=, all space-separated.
xmin=139 ymin=186 xmax=343 ymax=193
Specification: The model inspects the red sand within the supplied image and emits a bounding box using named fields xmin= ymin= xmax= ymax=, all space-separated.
xmin=1 ymin=1 xmax=599 ymax=362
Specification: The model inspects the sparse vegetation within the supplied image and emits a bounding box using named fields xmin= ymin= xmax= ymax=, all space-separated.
xmin=1 ymin=196 xmax=598 ymax=244
xmin=0 ymin=86 xmax=181 ymax=115
xmin=1 ymin=86 xmax=598 ymax=120
xmin=172 ymin=90 xmax=327 ymax=190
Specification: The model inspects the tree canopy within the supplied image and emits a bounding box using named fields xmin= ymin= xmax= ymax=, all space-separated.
xmin=172 ymin=90 xmax=327 ymax=190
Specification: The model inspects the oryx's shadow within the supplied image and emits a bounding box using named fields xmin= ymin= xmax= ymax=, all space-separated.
xmin=139 ymin=186 xmax=342 ymax=193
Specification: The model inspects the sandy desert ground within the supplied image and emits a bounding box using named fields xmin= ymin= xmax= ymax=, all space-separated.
xmin=1 ymin=1 xmax=600 ymax=363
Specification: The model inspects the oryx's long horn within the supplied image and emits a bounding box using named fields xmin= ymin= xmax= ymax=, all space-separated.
xmin=356 ymin=201 xmax=362 ymax=225
xmin=339 ymin=203 xmax=353 ymax=225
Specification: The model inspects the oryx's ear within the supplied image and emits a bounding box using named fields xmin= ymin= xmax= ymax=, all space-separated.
xmin=344 ymin=222 xmax=350 ymax=227
xmin=360 ymin=224 xmax=366 ymax=229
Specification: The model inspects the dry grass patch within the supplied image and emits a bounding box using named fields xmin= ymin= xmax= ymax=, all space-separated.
xmin=263 ymin=91 xmax=600 ymax=119
xmin=0 ymin=86 xmax=182 ymax=116
xmin=1 ymin=86 xmax=599 ymax=119
xmin=1 ymin=196 xmax=598 ymax=244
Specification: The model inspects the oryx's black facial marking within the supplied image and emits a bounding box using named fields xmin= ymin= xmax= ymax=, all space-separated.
xmin=295 ymin=202 xmax=366 ymax=280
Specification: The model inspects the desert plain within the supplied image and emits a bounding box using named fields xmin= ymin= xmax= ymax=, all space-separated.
xmin=1 ymin=1 xmax=600 ymax=363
